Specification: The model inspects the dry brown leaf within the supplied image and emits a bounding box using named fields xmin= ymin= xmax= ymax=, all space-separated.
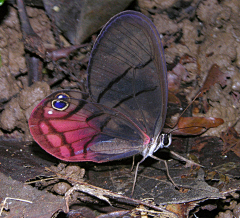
xmin=221 ymin=127 xmax=240 ymax=158
xmin=172 ymin=117 xmax=224 ymax=135
xmin=199 ymin=64 xmax=228 ymax=97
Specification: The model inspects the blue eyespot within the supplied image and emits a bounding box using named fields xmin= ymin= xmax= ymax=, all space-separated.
xmin=53 ymin=100 xmax=67 ymax=109
xmin=52 ymin=93 xmax=70 ymax=111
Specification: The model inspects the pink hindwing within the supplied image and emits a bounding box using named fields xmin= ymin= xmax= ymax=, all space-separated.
xmin=29 ymin=90 xmax=150 ymax=162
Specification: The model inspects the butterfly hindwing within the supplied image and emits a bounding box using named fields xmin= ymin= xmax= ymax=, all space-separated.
xmin=29 ymin=90 xmax=150 ymax=162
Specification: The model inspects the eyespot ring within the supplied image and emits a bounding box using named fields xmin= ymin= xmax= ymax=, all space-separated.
xmin=52 ymin=93 xmax=70 ymax=111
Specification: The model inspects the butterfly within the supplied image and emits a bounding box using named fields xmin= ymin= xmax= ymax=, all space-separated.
xmin=29 ymin=10 xmax=171 ymax=192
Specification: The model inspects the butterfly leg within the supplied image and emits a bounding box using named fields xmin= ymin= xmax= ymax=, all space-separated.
xmin=150 ymin=155 xmax=180 ymax=190
xmin=131 ymin=156 xmax=147 ymax=196
xmin=169 ymin=151 xmax=203 ymax=168
xmin=130 ymin=155 xmax=135 ymax=172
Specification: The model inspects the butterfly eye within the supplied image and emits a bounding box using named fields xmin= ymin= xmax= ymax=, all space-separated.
xmin=52 ymin=93 xmax=70 ymax=111
xmin=162 ymin=133 xmax=172 ymax=148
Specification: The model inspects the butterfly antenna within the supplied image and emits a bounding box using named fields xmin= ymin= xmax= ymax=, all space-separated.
xmin=170 ymin=91 xmax=202 ymax=132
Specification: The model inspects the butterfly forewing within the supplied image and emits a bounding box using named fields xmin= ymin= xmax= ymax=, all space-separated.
xmin=29 ymin=90 xmax=149 ymax=162
xmin=88 ymin=11 xmax=168 ymax=139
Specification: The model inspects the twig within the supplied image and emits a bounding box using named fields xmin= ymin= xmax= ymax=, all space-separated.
xmin=45 ymin=167 xmax=177 ymax=216
xmin=0 ymin=197 xmax=32 ymax=216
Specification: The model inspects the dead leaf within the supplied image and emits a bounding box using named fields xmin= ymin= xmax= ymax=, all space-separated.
xmin=199 ymin=64 xmax=228 ymax=97
xmin=168 ymin=92 xmax=182 ymax=105
xmin=221 ymin=127 xmax=240 ymax=157
xmin=179 ymin=54 xmax=196 ymax=65
xmin=166 ymin=202 xmax=197 ymax=218
xmin=168 ymin=63 xmax=189 ymax=93
xmin=172 ymin=117 xmax=224 ymax=135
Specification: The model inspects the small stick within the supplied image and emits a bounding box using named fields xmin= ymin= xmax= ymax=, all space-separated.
xmin=0 ymin=197 xmax=32 ymax=216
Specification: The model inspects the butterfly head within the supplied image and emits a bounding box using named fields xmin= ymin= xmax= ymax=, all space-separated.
xmin=153 ymin=133 xmax=172 ymax=153
xmin=161 ymin=133 xmax=172 ymax=148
